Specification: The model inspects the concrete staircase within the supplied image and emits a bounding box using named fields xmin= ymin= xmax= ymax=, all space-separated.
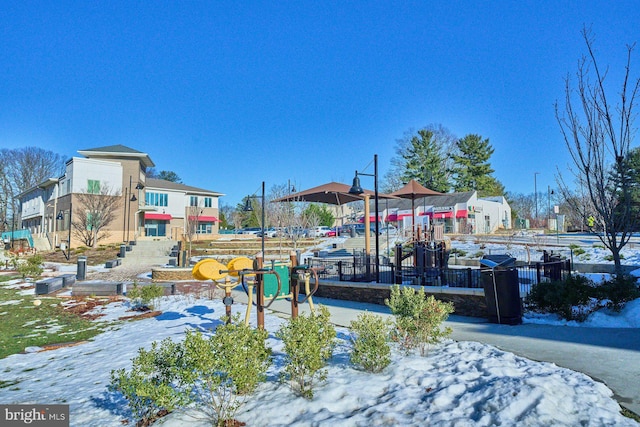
xmin=119 ymin=239 xmax=177 ymax=267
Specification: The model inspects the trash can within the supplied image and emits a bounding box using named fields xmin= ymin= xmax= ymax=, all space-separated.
xmin=481 ymin=267 xmax=522 ymax=325
xmin=350 ymin=226 xmax=356 ymax=238
xmin=119 ymin=244 xmax=126 ymax=258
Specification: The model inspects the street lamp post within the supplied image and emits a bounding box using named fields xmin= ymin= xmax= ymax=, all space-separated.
xmin=349 ymin=154 xmax=380 ymax=283
xmin=534 ymin=172 xmax=540 ymax=228
xmin=56 ymin=202 xmax=72 ymax=260
xmin=244 ymin=181 xmax=266 ymax=256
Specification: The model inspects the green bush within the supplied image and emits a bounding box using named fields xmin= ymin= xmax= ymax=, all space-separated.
xmin=110 ymin=337 xmax=188 ymax=425
xmin=110 ymin=317 xmax=271 ymax=426
xmin=276 ymin=306 xmax=336 ymax=399
xmin=181 ymin=321 xmax=271 ymax=425
xmin=595 ymin=275 xmax=640 ymax=311
xmin=349 ymin=312 xmax=392 ymax=373
xmin=450 ymin=248 xmax=467 ymax=258
xmin=385 ymin=285 xmax=454 ymax=356
xmin=527 ymin=274 xmax=640 ymax=320
xmin=473 ymin=251 xmax=485 ymax=258
xmin=572 ymin=247 xmax=586 ymax=256
xmin=17 ymin=254 xmax=44 ymax=279
xmin=525 ymin=275 xmax=595 ymax=321
xmin=126 ymin=282 xmax=164 ymax=309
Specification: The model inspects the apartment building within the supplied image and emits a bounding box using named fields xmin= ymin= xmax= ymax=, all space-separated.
xmin=18 ymin=145 xmax=224 ymax=249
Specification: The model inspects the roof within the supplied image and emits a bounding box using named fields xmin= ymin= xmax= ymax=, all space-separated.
xmin=380 ymin=191 xmax=476 ymax=211
xmin=77 ymin=144 xmax=155 ymax=168
xmin=145 ymin=178 xmax=225 ymax=197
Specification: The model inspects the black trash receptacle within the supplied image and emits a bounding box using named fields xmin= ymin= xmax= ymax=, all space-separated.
xmin=481 ymin=267 xmax=522 ymax=325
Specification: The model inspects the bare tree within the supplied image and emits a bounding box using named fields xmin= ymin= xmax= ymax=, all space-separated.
xmin=185 ymin=204 xmax=203 ymax=259
xmin=0 ymin=147 xmax=66 ymax=221
xmin=555 ymin=28 xmax=640 ymax=274
xmin=73 ymin=184 xmax=122 ymax=247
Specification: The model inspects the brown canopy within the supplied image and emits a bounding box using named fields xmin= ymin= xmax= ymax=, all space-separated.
xmin=272 ymin=181 xmax=381 ymax=205
xmin=388 ymin=179 xmax=444 ymax=229
xmin=388 ymin=179 xmax=443 ymax=199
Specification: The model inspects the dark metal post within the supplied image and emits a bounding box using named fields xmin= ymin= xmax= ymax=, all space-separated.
xmin=77 ymin=256 xmax=86 ymax=280
xmin=261 ymin=181 xmax=265 ymax=256
xmin=374 ymin=154 xmax=379 ymax=283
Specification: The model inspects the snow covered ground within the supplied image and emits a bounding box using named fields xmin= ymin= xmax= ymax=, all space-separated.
xmin=0 ymin=291 xmax=638 ymax=426
xmin=1 ymin=239 xmax=639 ymax=426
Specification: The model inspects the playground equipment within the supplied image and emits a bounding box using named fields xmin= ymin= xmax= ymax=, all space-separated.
xmin=192 ymin=252 xmax=320 ymax=328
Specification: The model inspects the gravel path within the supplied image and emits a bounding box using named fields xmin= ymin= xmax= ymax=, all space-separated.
xmin=85 ymin=264 xmax=157 ymax=282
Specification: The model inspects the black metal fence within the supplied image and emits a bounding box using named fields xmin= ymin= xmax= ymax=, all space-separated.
xmin=306 ymin=254 xmax=572 ymax=296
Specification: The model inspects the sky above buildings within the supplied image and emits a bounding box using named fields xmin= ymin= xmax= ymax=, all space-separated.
xmin=2 ymin=1 xmax=639 ymax=206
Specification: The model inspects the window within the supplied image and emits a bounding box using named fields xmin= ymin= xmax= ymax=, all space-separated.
xmin=88 ymin=180 xmax=100 ymax=194
xmin=190 ymin=196 xmax=198 ymax=207
xmin=145 ymin=192 xmax=168 ymax=207
xmin=204 ymin=197 xmax=212 ymax=208
xmin=197 ymin=223 xmax=212 ymax=234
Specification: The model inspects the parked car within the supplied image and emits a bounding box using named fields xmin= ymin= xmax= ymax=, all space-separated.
xmin=238 ymin=227 xmax=261 ymax=235
xmin=308 ymin=226 xmax=332 ymax=237
xmin=257 ymin=227 xmax=283 ymax=238
xmin=284 ymin=227 xmax=307 ymax=239
xmin=326 ymin=227 xmax=338 ymax=237
xmin=345 ymin=223 xmax=383 ymax=236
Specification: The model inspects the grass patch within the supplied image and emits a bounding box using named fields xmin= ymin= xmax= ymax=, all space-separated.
xmin=622 ymin=407 xmax=640 ymax=422
xmin=0 ymin=284 xmax=104 ymax=359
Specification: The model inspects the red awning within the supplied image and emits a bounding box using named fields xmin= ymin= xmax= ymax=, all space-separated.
xmin=434 ymin=211 xmax=453 ymax=219
xmin=456 ymin=210 xmax=468 ymax=218
xmin=386 ymin=214 xmax=398 ymax=221
xmin=358 ymin=215 xmax=383 ymax=223
xmin=419 ymin=211 xmax=433 ymax=217
xmin=188 ymin=215 xmax=219 ymax=222
xmin=144 ymin=213 xmax=172 ymax=220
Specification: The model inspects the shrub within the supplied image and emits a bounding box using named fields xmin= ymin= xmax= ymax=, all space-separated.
xmin=17 ymin=254 xmax=44 ymax=279
xmin=450 ymin=248 xmax=467 ymax=258
xmin=109 ymin=337 xmax=188 ymax=426
xmin=349 ymin=312 xmax=392 ymax=373
xmin=572 ymin=247 xmax=586 ymax=256
xmin=525 ymin=275 xmax=596 ymax=321
xmin=385 ymin=285 xmax=454 ymax=356
xmin=595 ymin=274 xmax=640 ymax=311
xmin=110 ymin=318 xmax=271 ymax=427
xmin=473 ymin=251 xmax=485 ymax=258
xmin=126 ymin=282 xmax=164 ymax=309
xmin=181 ymin=321 xmax=271 ymax=425
xmin=276 ymin=306 xmax=336 ymax=399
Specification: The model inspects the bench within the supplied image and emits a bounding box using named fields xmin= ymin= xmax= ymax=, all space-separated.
xmin=105 ymin=259 xmax=121 ymax=268
xmin=61 ymin=273 xmax=76 ymax=287
xmin=35 ymin=277 xmax=65 ymax=295
xmin=72 ymin=281 xmax=123 ymax=296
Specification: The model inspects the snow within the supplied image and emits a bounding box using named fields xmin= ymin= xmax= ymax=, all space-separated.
xmin=1 ymin=240 xmax=639 ymax=425
xmin=0 ymin=294 xmax=637 ymax=426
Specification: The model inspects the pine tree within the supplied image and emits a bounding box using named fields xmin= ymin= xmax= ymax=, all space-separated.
xmin=401 ymin=129 xmax=450 ymax=193
xmin=450 ymin=134 xmax=504 ymax=196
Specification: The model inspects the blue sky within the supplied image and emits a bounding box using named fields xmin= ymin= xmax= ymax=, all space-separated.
xmin=2 ymin=1 xmax=639 ymax=206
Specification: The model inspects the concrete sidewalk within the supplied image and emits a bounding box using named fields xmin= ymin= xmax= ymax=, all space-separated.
xmin=231 ymin=290 xmax=640 ymax=416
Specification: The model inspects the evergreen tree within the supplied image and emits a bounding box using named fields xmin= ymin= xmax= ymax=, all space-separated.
xmin=450 ymin=134 xmax=504 ymax=196
xmin=401 ymin=129 xmax=450 ymax=192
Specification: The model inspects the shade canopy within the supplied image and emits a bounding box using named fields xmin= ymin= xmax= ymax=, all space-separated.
xmin=388 ymin=179 xmax=443 ymax=199
xmin=272 ymin=181 xmax=391 ymax=205
xmin=387 ymin=179 xmax=444 ymax=230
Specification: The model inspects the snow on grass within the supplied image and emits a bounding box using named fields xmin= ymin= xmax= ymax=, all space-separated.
xmin=0 ymin=295 xmax=636 ymax=427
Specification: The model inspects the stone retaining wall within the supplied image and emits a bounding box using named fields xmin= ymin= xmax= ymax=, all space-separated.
xmin=312 ymin=280 xmax=488 ymax=318
xmin=152 ymin=267 xmax=194 ymax=281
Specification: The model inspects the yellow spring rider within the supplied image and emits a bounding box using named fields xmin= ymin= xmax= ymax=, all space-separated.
xmin=191 ymin=253 xmax=320 ymax=329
